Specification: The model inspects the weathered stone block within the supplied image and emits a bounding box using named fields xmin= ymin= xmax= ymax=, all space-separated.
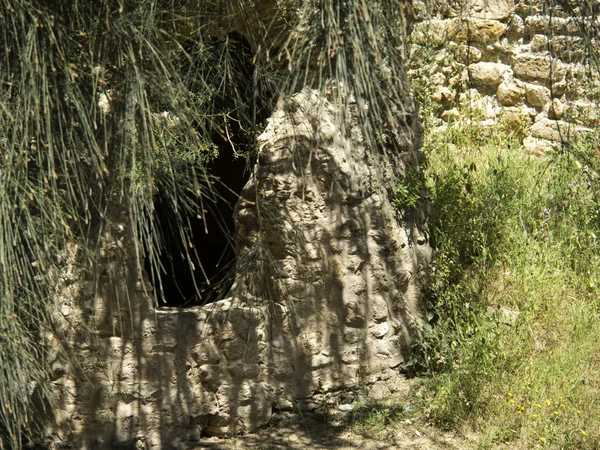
xmin=469 ymin=62 xmax=511 ymax=87
xmin=460 ymin=0 xmax=515 ymax=20
xmin=453 ymin=18 xmax=508 ymax=43
xmin=525 ymin=83 xmax=551 ymax=108
xmin=441 ymin=107 xmax=460 ymax=122
xmin=514 ymin=54 xmax=565 ymax=81
xmin=550 ymin=36 xmax=584 ymax=63
xmin=413 ymin=18 xmax=507 ymax=45
xmin=506 ymin=13 xmax=525 ymax=38
xmin=530 ymin=34 xmax=549 ymax=53
xmin=500 ymin=106 xmax=533 ymax=133
xmin=525 ymin=15 xmax=580 ymax=36
xmin=497 ymin=80 xmax=525 ymax=106
xmin=523 ymin=136 xmax=557 ymax=155
xmin=530 ymin=118 xmax=571 ymax=141
xmin=456 ymin=44 xmax=482 ymax=64
xmin=514 ymin=53 xmax=549 ymax=80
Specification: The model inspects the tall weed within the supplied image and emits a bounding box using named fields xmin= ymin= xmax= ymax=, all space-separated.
xmin=414 ymin=123 xmax=600 ymax=448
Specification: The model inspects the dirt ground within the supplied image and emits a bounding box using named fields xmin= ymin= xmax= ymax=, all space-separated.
xmin=190 ymin=407 xmax=478 ymax=450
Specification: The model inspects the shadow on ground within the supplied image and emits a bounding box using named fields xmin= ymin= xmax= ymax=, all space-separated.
xmin=188 ymin=404 xmax=477 ymax=450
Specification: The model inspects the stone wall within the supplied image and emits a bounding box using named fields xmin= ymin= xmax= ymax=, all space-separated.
xmin=409 ymin=0 xmax=600 ymax=154
xmin=43 ymin=84 xmax=430 ymax=449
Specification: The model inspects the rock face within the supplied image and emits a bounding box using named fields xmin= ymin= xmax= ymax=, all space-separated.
xmin=43 ymin=83 xmax=429 ymax=447
xmin=233 ymin=85 xmax=430 ymax=390
xmin=37 ymin=0 xmax=430 ymax=447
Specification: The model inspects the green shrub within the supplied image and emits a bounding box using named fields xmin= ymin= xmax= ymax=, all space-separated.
xmin=411 ymin=122 xmax=600 ymax=447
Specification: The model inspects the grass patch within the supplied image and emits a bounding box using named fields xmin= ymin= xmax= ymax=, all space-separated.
xmin=351 ymin=401 xmax=411 ymax=432
xmin=407 ymin=121 xmax=600 ymax=448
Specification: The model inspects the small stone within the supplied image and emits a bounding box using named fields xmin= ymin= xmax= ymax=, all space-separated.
xmin=548 ymin=98 xmax=565 ymax=120
xmin=441 ymin=108 xmax=460 ymax=122
xmin=455 ymin=44 xmax=482 ymax=64
xmin=343 ymin=329 xmax=361 ymax=344
xmin=369 ymin=381 xmax=392 ymax=399
xmin=523 ymin=136 xmax=557 ymax=156
xmin=341 ymin=348 xmax=359 ymax=364
xmin=469 ymin=62 xmax=510 ymax=87
xmin=551 ymin=80 xmax=567 ymax=97
xmin=506 ymin=14 xmax=524 ymax=38
xmin=375 ymin=340 xmax=390 ymax=356
xmin=530 ymin=34 xmax=548 ymax=53
xmin=431 ymin=72 xmax=446 ymax=86
xmin=530 ymin=119 xmax=570 ymax=142
xmin=345 ymin=301 xmax=366 ymax=327
xmin=525 ymin=84 xmax=550 ymax=108
xmin=466 ymin=95 xmax=498 ymax=119
xmin=187 ymin=426 xmax=202 ymax=442
xmin=497 ymin=80 xmax=525 ymax=106
xmin=60 ymin=304 xmax=72 ymax=316
xmin=338 ymin=404 xmax=354 ymax=411
xmin=372 ymin=323 xmax=390 ymax=339
xmin=431 ymin=86 xmax=455 ymax=105
xmin=371 ymin=295 xmax=389 ymax=322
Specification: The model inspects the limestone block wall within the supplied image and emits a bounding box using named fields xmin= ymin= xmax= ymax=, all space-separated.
xmin=42 ymin=86 xmax=430 ymax=450
xmin=409 ymin=0 xmax=600 ymax=153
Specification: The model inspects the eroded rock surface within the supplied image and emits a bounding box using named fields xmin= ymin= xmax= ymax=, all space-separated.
xmin=43 ymin=83 xmax=429 ymax=448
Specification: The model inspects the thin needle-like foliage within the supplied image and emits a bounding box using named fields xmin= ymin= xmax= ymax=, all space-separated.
xmin=2 ymin=0 xmax=599 ymax=447
xmin=0 ymin=0 xmax=420 ymax=447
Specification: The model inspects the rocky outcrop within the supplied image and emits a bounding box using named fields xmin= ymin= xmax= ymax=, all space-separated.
xmin=36 ymin=1 xmax=430 ymax=447
xmin=43 ymin=88 xmax=429 ymax=450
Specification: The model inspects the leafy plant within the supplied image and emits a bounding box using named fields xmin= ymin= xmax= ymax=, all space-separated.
xmin=392 ymin=163 xmax=425 ymax=210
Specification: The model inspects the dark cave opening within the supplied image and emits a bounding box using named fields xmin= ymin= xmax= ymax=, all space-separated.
xmin=146 ymin=153 xmax=250 ymax=307
xmin=144 ymin=31 xmax=269 ymax=307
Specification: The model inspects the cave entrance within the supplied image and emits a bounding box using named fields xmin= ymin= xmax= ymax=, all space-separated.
xmin=145 ymin=30 xmax=271 ymax=307
xmin=146 ymin=153 xmax=250 ymax=307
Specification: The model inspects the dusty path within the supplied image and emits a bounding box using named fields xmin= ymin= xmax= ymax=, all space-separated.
xmin=190 ymin=409 xmax=477 ymax=449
